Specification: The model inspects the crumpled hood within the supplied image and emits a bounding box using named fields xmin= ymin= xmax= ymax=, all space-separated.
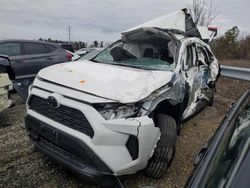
xmin=37 ymin=60 xmax=174 ymax=103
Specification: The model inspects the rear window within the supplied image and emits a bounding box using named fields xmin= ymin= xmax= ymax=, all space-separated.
xmin=0 ymin=42 xmax=21 ymax=56
xmin=44 ymin=44 xmax=56 ymax=52
xmin=23 ymin=42 xmax=50 ymax=55
xmin=60 ymin=44 xmax=74 ymax=53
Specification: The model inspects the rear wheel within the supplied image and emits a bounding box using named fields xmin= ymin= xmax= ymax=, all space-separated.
xmin=145 ymin=113 xmax=177 ymax=178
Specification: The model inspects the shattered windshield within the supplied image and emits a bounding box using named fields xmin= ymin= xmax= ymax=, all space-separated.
xmin=92 ymin=40 xmax=176 ymax=71
xmin=203 ymin=101 xmax=250 ymax=188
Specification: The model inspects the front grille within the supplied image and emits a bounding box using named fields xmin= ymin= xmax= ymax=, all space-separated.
xmin=28 ymin=95 xmax=94 ymax=138
xmin=39 ymin=137 xmax=85 ymax=164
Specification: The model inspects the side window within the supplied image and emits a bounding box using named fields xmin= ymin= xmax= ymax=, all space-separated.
xmin=23 ymin=43 xmax=50 ymax=55
xmin=183 ymin=44 xmax=197 ymax=70
xmin=0 ymin=43 xmax=21 ymax=56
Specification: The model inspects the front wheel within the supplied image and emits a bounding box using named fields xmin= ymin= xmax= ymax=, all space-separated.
xmin=145 ymin=113 xmax=177 ymax=178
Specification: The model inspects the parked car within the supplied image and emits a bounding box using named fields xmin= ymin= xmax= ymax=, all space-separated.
xmin=65 ymin=50 xmax=80 ymax=61
xmin=75 ymin=49 xmax=102 ymax=61
xmin=0 ymin=39 xmax=72 ymax=99
xmin=58 ymin=43 xmax=74 ymax=53
xmin=186 ymin=89 xmax=250 ymax=188
xmin=25 ymin=9 xmax=219 ymax=187
xmin=0 ymin=56 xmax=13 ymax=112
xmin=75 ymin=47 xmax=100 ymax=57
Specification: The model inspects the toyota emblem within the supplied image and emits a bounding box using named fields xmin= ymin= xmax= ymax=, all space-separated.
xmin=47 ymin=96 xmax=60 ymax=109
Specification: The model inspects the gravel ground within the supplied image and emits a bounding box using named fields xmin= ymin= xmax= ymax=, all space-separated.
xmin=0 ymin=60 xmax=249 ymax=188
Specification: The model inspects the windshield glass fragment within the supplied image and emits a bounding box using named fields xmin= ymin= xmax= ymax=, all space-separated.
xmin=92 ymin=29 xmax=177 ymax=71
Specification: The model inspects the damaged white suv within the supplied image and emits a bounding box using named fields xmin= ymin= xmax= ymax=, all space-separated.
xmin=25 ymin=9 xmax=219 ymax=186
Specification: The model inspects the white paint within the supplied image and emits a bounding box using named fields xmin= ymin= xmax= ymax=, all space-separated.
xmin=38 ymin=60 xmax=174 ymax=103
xmin=124 ymin=10 xmax=186 ymax=33
xmin=27 ymin=87 xmax=160 ymax=174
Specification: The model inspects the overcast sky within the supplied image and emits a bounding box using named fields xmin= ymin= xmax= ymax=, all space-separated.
xmin=0 ymin=0 xmax=249 ymax=43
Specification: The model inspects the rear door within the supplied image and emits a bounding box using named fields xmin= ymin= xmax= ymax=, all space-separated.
xmin=181 ymin=40 xmax=217 ymax=120
xmin=12 ymin=42 xmax=60 ymax=99
xmin=11 ymin=42 xmax=57 ymax=79
xmin=181 ymin=42 xmax=204 ymax=119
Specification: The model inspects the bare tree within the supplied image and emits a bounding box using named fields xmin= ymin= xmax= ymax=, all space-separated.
xmin=188 ymin=0 xmax=218 ymax=26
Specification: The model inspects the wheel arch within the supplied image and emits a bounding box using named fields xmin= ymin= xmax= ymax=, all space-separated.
xmin=150 ymin=99 xmax=183 ymax=131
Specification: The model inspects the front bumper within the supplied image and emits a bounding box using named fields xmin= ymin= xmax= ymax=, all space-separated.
xmin=25 ymin=115 xmax=123 ymax=187
xmin=26 ymin=85 xmax=160 ymax=176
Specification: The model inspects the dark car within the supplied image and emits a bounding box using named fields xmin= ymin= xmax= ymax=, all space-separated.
xmin=0 ymin=39 xmax=72 ymax=99
xmin=58 ymin=43 xmax=74 ymax=53
xmin=186 ymin=89 xmax=250 ymax=188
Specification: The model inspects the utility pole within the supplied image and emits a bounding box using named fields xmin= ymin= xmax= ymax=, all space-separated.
xmin=68 ymin=26 xmax=71 ymax=43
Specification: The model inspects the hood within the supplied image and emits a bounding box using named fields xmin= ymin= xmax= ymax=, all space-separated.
xmin=37 ymin=60 xmax=174 ymax=103
xmin=123 ymin=9 xmax=200 ymax=38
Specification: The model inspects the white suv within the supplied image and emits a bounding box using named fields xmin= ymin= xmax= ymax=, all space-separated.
xmin=25 ymin=9 xmax=219 ymax=187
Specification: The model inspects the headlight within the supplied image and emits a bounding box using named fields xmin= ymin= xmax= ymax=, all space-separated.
xmin=94 ymin=103 xmax=139 ymax=120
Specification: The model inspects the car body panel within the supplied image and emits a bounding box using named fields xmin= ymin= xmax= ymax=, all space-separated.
xmin=0 ymin=39 xmax=70 ymax=100
xmin=38 ymin=60 xmax=174 ymax=103
xmin=124 ymin=9 xmax=203 ymax=39
xmin=177 ymin=38 xmax=219 ymax=119
xmin=27 ymin=86 xmax=160 ymax=175
xmin=186 ymin=89 xmax=250 ymax=188
xmin=124 ymin=9 xmax=186 ymax=33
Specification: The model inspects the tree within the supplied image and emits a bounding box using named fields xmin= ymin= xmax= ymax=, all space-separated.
xmin=93 ymin=40 xmax=99 ymax=48
xmin=212 ymin=26 xmax=240 ymax=59
xmin=188 ymin=0 xmax=218 ymax=26
xmin=224 ymin=26 xmax=240 ymax=44
xmin=100 ymin=41 xmax=104 ymax=48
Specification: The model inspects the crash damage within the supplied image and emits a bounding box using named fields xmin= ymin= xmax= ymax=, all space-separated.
xmin=25 ymin=9 xmax=220 ymax=187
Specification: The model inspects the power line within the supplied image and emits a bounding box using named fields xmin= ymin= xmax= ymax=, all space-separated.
xmin=36 ymin=0 xmax=66 ymax=29
xmin=8 ymin=0 xmax=64 ymax=38
xmin=21 ymin=0 xmax=65 ymax=32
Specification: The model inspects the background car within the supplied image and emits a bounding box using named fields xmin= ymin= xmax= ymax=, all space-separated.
xmin=57 ymin=43 xmax=74 ymax=53
xmin=0 ymin=39 xmax=72 ymax=99
xmin=186 ymin=89 xmax=250 ymax=188
xmin=75 ymin=47 xmax=100 ymax=57
xmin=74 ymin=49 xmax=102 ymax=61
xmin=65 ymin=50 xmax=80 ymax=61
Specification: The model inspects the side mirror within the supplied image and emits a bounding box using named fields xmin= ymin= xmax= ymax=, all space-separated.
xmin=208 ymin=26 xmax=218 ymax=43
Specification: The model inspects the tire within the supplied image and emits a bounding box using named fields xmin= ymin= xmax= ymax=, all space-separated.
xmin=145 ymin=113 xmax=177 ymax=179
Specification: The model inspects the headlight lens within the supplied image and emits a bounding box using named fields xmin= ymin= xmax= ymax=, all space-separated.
xmin=94 ymin=103 xmax=138 ymax=120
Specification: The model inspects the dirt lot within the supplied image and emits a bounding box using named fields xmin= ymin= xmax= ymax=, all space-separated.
xmin=0 ymin=60 xmax=249 ymax=188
